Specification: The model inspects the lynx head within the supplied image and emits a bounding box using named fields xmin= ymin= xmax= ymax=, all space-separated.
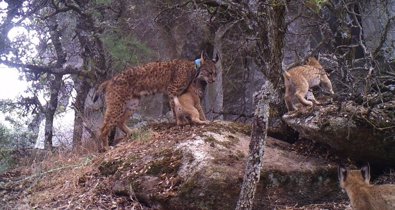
xmin=308 ymin=56 xmax=334 ymax=94
xmin=307 ymin=57 xmax=323 ymax=69
xmin=338 ymin=164 xmax=371 ymax=189
xmin=197 ymin=52 xmax=219 ymax=84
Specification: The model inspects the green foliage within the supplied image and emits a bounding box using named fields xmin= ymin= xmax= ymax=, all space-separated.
xmin=305 ymin=0 xmax=328 ymax=13
xmin=102 ymin=29 xmax=152 ymax=72
xmin=95 ymin=0 xmax=112 ymax=6
xmin=131 ymin=128 xmax=152 ymax=143
xmin=0 ymin=124 xmax=15 ymax=172
xmin=0 ymin=124 xmax=11 ymax=145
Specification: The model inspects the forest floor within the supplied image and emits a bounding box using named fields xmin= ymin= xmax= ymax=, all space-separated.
xmin=0 ymin=122 xmax=394 ymax=210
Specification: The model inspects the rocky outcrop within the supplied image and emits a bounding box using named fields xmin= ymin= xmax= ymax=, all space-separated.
xmin=95 ymin=122 xmax=344 ymax=210
xmin=0 ymin=121 xmax=348 ymax=210
xmin=283 ymin=100 xmax=395 ymax=167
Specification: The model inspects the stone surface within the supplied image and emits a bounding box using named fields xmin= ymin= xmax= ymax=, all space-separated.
xmin=283 ymin=101 xmax=395 ymax=167
xmin=107 ymin=122 xmax=345 ymax=210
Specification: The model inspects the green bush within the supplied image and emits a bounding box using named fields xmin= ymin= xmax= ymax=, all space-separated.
xmin=0 ymin=124 xmax=15 ymax=172
xmin=101 ymin=29 xmax=153 ymax=72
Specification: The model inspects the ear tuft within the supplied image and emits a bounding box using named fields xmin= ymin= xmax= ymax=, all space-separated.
xmin=361 ymin=163 xmax=371 ymax=184
xmin=200 ymin=51 xmax=205 ymax=64
xmin=338 ymin=165 xmax=348 ymax=183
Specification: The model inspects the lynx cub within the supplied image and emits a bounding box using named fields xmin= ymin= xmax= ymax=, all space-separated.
xmin=173 ymin=79 xmax=207 ymax=125
xmin=283 ymin=57 xmax=334 ymax=111
xmin=338 ymin=164 xmax=395 ymax=210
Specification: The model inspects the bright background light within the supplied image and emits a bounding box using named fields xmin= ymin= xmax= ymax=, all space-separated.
xmin=0 ymin=65 xmax=27 ymax=99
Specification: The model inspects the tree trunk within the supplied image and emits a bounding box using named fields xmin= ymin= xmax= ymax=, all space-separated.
xmin=236 ymin=1 xmax=288 ymax=209
xmin=263 ymin=1 xmax=295 ymax=141
xmin=72 ymin=79 xmax=91 ymax=149
xmin=44 ymin=74 xmax=63 ymax=150
xmin=235 ymin=82 xmax=272 ymax=210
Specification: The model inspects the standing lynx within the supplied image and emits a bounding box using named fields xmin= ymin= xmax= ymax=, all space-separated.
xmin=338 ymin=164 xmax=395 ymax=210
xmin=96 ymin=53 xmax=218 ymax=151
xmin=283 ymin=57 xmax=334 ymax=111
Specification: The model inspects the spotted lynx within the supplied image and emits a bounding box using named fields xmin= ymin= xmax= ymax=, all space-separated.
xmin=283 ymin=57 xmax=334 ymax=111
xmin=173 ymin=79 xmax=207 ymax=126
xmin=95 ymin=53 xmax=218 ymax=151
xmin=338 ymin=164 xmax=395 ymax=210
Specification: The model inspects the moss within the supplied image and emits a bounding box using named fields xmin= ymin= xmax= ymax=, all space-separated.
xmin=179 ymin=177 xmax=198 ymax=196
xmin=98 ymin=159 xmax=123 ymax=176
xmin=235 ymin=149 xmax=246 ymax=159
xmin=227 ymin=122 xmax=252 ymax=135
xmin=146 ymin=149 xmax=183 ymax=176
xmin=203 ymin=133 xmax=240 ymax=149
xmin=204 ymin=135 xmax=216 ymax=144
xmin=130 ymin=128 xmax=153 ymax=142
xmin=178 ymin=173 xmax=240 ymax=210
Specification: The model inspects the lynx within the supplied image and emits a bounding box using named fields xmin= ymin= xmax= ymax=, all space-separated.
xmin=283 ymin=57 xmax=334 ymax=111
xmin=173 ymin=78 xmax=207 ymax=126
xmin=96 ymin=53 xmax=218 ymax=151
xmin=338 ymin=164 xmax=395 ymax=210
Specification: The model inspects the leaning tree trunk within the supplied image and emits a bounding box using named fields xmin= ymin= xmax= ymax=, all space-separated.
xmin=72 ymin=79 xmax=91 ymax=149
xmin=236 ymin=1 xmax=288 ymax=209
xmin=260 ymin=1 xmax=293 ymax=141
xmin=235 ymin=82 xmax=273 ymax=210
xmin=44 ymin=74 xmax=63 ymax=150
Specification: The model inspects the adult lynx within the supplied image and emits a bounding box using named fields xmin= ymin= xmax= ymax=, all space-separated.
xmin=95 ymin=53 xmax=218 ymax=151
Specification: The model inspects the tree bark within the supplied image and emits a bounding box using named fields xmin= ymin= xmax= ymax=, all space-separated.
xmin=236 ymin=1 xmax=288 ymax=209
xmin=44 ymin=74 xmax=63 ymax=150
xmin=235 ymin=81 xmax=273 ymax=210
xmin=72 ymin=79 xmax=91 ymax=149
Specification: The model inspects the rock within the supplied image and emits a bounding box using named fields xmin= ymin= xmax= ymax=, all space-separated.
xmin=282 ymin=100 xmax=395 ymax=167
xmin=115 ymin=121 xmax=344 ymax=209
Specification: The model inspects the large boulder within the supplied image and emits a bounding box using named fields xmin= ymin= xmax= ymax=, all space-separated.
xmin=283 ymin=100 xmax=395 ymax=167
xmin=0 ymin=121 xmax=347 ymax=209
xmin=97 ymin=121 xmax=344 ymax=210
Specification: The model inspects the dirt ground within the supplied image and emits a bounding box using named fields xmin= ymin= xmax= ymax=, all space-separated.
xmin=0 ymin=122 xmax=393 ymax=209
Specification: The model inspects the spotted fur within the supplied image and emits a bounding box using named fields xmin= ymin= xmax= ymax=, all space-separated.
xmin=97 ymin=54 xmax=218 ymax=151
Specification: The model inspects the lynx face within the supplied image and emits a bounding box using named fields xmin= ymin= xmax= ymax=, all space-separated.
xmin=283 ymin=57 xmax=334 ymax=111
xmin=338 ymin=164 xmax=395 ymax=210
xmin=96 ymin=53 xmax=218 ymax=152
xmin=197 ymin=54 xmax=219 ymax=84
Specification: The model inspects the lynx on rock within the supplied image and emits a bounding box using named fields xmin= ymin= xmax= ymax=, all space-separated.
xmin=283 ymin=57 xmax=334 ymax=111
xmin=95 ymin=53 xmax=218 ymax=151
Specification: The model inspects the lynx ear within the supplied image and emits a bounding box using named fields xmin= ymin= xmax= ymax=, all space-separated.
xmin=361 ymin=163 xmax=371 ymax=184
xmin=338 ymin=165 xmax=348 ymax=184
xmin=200 ymin=51 xmax=205 ymax=64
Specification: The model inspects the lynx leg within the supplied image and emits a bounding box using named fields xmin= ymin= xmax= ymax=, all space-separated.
xmin=169 ymin=97 xmax=179 ymax=124
xmin=99 ymin=119 xmax=116 ymax=152
xmin=306 ymin=90 xmax=320 ymax=105
xmin=295 ymin=84 xmax=313 ymax=107
xmin=194 ymin=99 xmax=207 ymax=121
xmin=117 ymin=98 xmax=139 ymax=138
xmin=173 ymin=97 xmax=187 ymax=126
xmin=99 ymin=96 xmax=129 ymax=152
xmin=284 ymin=93 xmax=296 ymax=111
xmin=296 ymin=93 xmax=313 ymax=106
xmin=191 ymin=115 xmax=209 ymax=125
